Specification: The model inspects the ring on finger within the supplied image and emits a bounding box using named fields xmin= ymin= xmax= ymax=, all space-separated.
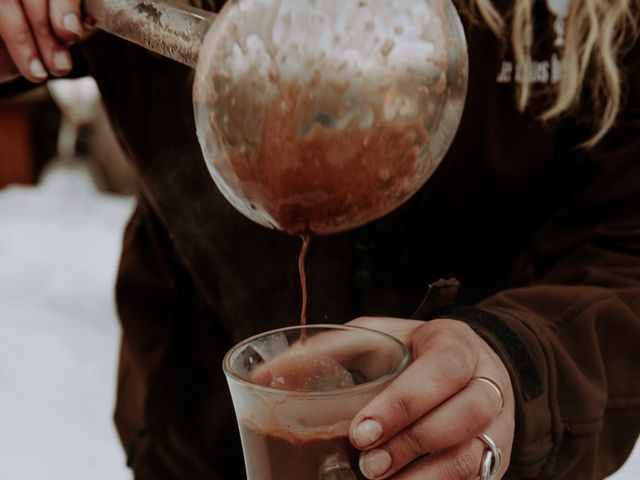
xmin=478 ymin=432 xmax=502 ymax=480
xmin=470 ymin=376 xmax=505 ymax=415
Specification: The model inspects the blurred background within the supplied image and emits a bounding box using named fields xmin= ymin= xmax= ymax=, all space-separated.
xmin=0 ymin=78 xmax=132 ymax=480
xmin=0 ymin=78 xmax=638 ymax=479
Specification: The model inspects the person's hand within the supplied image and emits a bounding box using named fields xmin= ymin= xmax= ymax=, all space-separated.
xmin=0 ymin=0 xmax=93 ymax=83
xmin=347 ymin=316 xmax=515 ymax=480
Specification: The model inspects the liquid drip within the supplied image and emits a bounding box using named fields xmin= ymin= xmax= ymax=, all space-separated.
xmin=298 ymin=235 xmax=310 ymax=327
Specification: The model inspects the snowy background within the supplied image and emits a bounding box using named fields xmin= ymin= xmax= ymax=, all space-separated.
xmin=0 ymin=161 xmax=638 ymax=479
xmin=0 ymin=161 xmax=131 ymax=480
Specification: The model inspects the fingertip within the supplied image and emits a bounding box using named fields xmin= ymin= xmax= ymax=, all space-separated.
xmin=359 ymin=449 xmax=392 ymax=480
xmin=28 ymin=58 xmax=48 ymax=82
xmin=351 ymin=418 xmax=384 ymax=449
xmin=50 ymin=0 xmax=92 ymax=44
xmin=61 ymin=12 xmax=83 ymax=39
xmin=51 ymin=49 xmax=72 ymax=76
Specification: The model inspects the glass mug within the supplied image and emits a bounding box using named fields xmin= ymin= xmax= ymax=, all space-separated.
xmin=223 ymin=324 xmax=411 ymax=480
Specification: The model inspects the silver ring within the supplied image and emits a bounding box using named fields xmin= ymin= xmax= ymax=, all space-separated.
xmin=478 ymin=433 xmax=502 ymax=480
xmin=470 ymin=376 xmax=505 ymax=415
xmin=480 ymin=448 xmax=493 ymax=480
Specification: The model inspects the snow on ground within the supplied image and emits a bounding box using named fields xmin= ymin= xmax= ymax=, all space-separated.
xmin=0 ymin=162 xmax=637 ymax=479
xmin=0 ymin=161 xmax=132 ymax=480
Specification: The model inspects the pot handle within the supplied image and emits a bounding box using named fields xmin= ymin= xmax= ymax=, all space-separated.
xmin=83 ymin=0 xmax=214 ymax=68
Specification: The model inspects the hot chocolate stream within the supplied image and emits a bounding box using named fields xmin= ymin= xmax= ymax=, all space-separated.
xmin=298 ymin=236 xmax=310 ymax=327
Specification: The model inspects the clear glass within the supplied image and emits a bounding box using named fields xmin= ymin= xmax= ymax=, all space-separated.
xmin=82 ymin=0 xmax=468 ymax=235
xmin=223 ymin=324 xmax=411 ymax=480
xmin=195 ymin=0 xmax=468 ymax=235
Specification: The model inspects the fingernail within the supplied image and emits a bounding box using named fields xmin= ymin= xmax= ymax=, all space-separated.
xmin=359 ymin=449 xmax=392 ymax=479
xmin=63 ymin=13 xmax=83 ymax=37
xmin=53 ymin=51 xmax=72 ymax=71
xmin=29 ymin=59 xmax=47 ymax=80
xmin=352 ymin=419 xmax=383 ymax=448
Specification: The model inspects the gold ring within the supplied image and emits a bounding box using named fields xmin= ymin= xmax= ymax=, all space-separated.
xmin=471 ymin=376 xmax=505 ymax=415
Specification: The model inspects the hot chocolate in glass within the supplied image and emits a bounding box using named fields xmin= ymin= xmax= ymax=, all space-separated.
xmin=223 ymin=324 xmax=410 ymax=480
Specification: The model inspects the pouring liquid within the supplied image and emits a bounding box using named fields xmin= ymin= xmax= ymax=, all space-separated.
xmin=85 ymin=0 xmax=466 ymax=238
xmin=298 ymin=235 xmax=311 ymax=327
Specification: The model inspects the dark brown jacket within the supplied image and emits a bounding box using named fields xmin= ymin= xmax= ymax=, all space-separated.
xmin=4 ymin=3 xmax=638 ymax=479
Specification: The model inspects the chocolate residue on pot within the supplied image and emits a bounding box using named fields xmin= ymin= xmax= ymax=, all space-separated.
xmin=211 ymin=80 xmax=430 ymax=236
xmin=134 ymin=2 xmax=161 ymax=23
xmin=107 ymin=9 xmax=204 ymax=68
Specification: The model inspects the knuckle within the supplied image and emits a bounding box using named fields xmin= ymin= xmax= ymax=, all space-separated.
xmin=390 ymin=394 xmax=417 ymax=426
xmin=13 ymin=28 xmax=34 ymax=46
xmin=397 ymin=427 xmax=424 ymax=458
xmin=445 ymin=447 xmax=478 ymax=480
xmin=449 ymin=319 xmax=476 ymax=337
xmin=35 ymin=22 xmax=53 ymax=38
xmin=477 ymin=384 xmax=501 ymax=419
xmin=462 ymin=398 xmax=494 ymax=431
xmin=416 ymin=319 xmax=449 ymax=342
xmin=440 ymin=342 xmax=475 ymax=381
xmin=348 ymin=316 xmax=374 ymax=328
xmin=430 ymin=320 xmax=478 ymax=349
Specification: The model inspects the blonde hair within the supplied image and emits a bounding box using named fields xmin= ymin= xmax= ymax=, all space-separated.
xmin=462 ymin=0 xmax=638 ymax=147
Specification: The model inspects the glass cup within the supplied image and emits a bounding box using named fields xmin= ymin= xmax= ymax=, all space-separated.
xmin=223 ymin=324 xmax=411 ymax=480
